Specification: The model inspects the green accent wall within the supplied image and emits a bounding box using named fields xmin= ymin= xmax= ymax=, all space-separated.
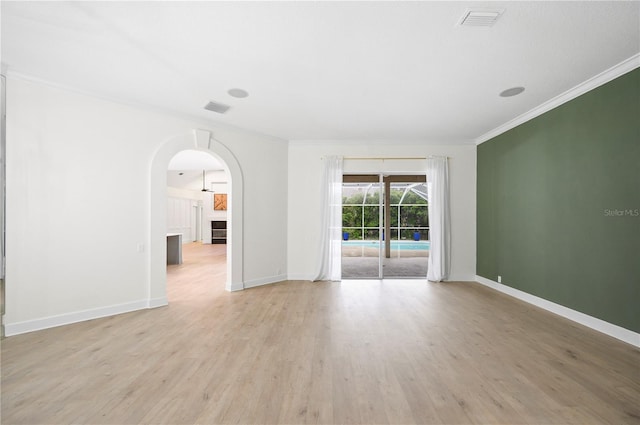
xmin=477 ymin=68 xmax=640 ymax=333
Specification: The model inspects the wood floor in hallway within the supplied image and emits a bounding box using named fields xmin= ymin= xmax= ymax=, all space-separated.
xmin=1 ymin=242 xmax=639 ymax=424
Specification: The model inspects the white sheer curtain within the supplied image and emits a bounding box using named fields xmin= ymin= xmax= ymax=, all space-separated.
xmin=314 ymin=156 xmax=343 ymax=281
xmin=426 ymin=157 xmax=451 ymax=282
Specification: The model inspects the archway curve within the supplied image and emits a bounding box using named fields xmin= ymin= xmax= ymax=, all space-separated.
xmin=149 ymin=129 xmax=244 ymax=307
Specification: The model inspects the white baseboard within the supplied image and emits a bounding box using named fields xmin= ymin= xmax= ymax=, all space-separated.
xmin=283 ymin=274 xmax=475 ymax=283
xmin=447 ymin=274 xmax=476 ymax=282
xmin=287 ymin=273 xmax=315 ymax=282
xmin=148 ymin=297 xmax=168 ymax=308
xmin=243 ymin=274 xmax=288 ymax=290
xmin=4 ymin=299 xmax=165 ymax=337
xmin=475 ymin=275 xmax=639 ymax=348
xmin=227 ymin=281 xmax=245 ymax=292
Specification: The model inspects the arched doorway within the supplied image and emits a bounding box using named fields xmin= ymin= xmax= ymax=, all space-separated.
xmin=148 ymin=130 xmax=244 ymax=308
xmin=166 ymin=150 xmax=225 ymax=245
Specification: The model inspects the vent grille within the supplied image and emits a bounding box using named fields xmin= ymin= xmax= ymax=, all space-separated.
xmin=458 ymin=9 xmax=503 ymax=27
xmin=204 ymin=100 xmax=231 ymax=114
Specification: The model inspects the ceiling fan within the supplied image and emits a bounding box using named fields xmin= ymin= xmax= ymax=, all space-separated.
xmin=201 ymin=170 xmax=214 ymax=192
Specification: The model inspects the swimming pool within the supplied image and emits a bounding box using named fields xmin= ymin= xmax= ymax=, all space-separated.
xmin=342 ymin=240 xmax=430 ymax=250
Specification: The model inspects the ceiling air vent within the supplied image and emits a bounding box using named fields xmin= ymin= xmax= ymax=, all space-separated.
xmin=458 ymin=9 xmax=504 ymax=27
xmin=204 ymin=100 xmax=231 ymax=114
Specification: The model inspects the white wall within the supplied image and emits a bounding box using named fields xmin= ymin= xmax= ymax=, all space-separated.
xmin=4 ymin=76 xmax=288 ymax=334
xmin=167 ymin=197 xmax=198 ymax=242
xmin=167 ymin=186 xmax=201 ymax=200
xmin=4 ymin=75 xmax=473 ymax=335
xmin=213 ymin=134 xmax=288 ymax=286
xmin=287 ymin=141 xmax=476 ymax=281
xmin=202 ymin=170 xmax=229 ymax=244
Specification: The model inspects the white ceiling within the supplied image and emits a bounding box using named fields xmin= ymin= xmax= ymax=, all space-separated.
xmin=168 ymin=149 xmax=225 ymax=171
xmin=2 ymin=1 xmax=639 ymax=143
xmin=167 ymin=149 xmax=227 ymax=190
xmin=167 ymin=169 xmax=227 ymax=191
xmin=167 ymin=150 xmax=226 ymax=189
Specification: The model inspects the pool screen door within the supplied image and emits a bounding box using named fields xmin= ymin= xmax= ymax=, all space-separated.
xmin=341 ymin=175 xmax=429 ymax=279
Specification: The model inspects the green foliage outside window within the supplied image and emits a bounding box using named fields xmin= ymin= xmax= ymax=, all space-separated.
xmin=342 ymin=189 xmax=428 ymax=241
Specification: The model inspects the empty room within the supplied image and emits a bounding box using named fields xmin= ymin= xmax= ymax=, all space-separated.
xmin=1 ymin=1 xmax=638 ymax=424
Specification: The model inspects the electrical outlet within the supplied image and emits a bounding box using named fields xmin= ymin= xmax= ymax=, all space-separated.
xmin=137 ymin=243 xmax=145 ymax=253
xmin=497 ymin=275 xmax=502 ymax=283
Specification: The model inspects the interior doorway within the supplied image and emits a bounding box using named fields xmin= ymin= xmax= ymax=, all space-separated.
xmin=166 ymin=150 xmax=229 ymax=285
xmin=150 ymin=130 xmax=244 ymax=308
xmin=341 ymin=174 xmax=429 ymax=279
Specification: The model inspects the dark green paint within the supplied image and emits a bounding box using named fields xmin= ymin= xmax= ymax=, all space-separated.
xmin=477 ymin=68 xmax=640 ymax=333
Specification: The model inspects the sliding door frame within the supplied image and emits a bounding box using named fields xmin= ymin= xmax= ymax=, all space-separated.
xmin=343 ymin=173 xmax=426 ymax=279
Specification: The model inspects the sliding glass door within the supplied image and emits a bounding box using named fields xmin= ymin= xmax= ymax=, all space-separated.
xmin=383 ymin=181 xmax=429 ymax=278
xmin=341 ymin=180 xmax=382 ymax=278
xmin=341 ymin=175 xmax=429 ymax=279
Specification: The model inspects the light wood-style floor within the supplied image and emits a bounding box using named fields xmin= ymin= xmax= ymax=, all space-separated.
xmin=2 ymin=243 xmax=639 ymax=424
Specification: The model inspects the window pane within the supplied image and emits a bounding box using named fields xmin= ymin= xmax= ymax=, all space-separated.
xmin=363 ymin=206 xmax=379 ymax=227
xmin=364 ymin=187 xmax=380 ymax=204
xmin=342 ymin=205 xmax=362 ymax=227
xmin=389 ymin=206 xmax=399 ymax=227
xmin=399 ymin=205 xmax=429 ymax=227
xmin=364 ymin=228 xmax=380 ymax=240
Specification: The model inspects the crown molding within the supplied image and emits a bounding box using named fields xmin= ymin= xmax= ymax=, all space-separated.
xmin=289 ymin=138 xmax=475 ymax=147
xmin=476 ymin=53 xmax=640 ymax=145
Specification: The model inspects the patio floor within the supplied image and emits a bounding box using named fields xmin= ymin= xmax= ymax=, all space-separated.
xmin=341 ymin=246 xmax=428 ymax=278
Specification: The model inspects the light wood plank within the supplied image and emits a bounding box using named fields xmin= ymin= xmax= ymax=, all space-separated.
xmin=2 ymin=242 xmax=639 ymax=424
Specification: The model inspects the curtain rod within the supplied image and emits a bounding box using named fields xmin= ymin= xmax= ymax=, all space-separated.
xmin=342 ymin=156 xmax=448 ymax=160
